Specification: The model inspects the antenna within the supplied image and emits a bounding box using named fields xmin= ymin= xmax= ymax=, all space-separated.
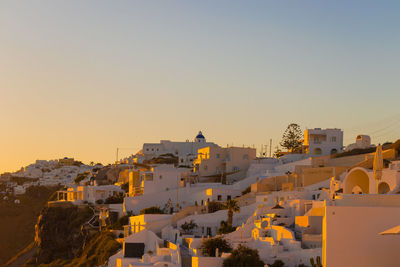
xmin=116 ymin=147 xmax=139 ymax=164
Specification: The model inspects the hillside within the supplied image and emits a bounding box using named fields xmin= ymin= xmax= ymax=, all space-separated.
xmin=0 ymin=186 xmax=59 ymax=265
xmin=20 ymin=206 xmax=120 ymax=267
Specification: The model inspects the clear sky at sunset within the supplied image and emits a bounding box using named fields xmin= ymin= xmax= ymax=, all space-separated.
xmin=1 ymin=1 xmax=400 ymax=173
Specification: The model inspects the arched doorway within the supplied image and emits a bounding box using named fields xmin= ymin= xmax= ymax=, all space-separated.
xmin=344 ymin=169 xmax=370 ymax=194
xmin=352 ymin=185 xmax=363 ymax=194
xmin=331 ymin=148 xmax=338 ymax=155
xmin=378 ymin=182 xmax=390 ymax=194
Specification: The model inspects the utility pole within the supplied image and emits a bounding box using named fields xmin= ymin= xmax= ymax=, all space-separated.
xmin=116 ymin=147 xmax=139 ymax=165
xmin=270 ymin=139 xmax=272 ymax=157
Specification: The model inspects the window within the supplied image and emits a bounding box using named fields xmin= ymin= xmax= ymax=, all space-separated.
xmin=264 ymin=197 xmax=268 ymax=202
xmin=331 ymin=136 xmax=337 ymax=142
xmin=151 ymin=148 xmax=154 ymax=151
xmin=146 ymin=149 xmax=149 ymax=151
xmin=216 ymin=154 xmax=220 ymax=159
xmin=243 ymin=154 xmax=249 ymax=160
xmin=181 ymin=159 xmax=184 ymax=163
xmin=218 ymin=195 xmax=222 ymax=201
xmin=227 ymin=195 xmax=231 ymax=200
xmin=204 ymin=165 xmax=208 ymax=170
xmin=159 ymin=175 xmax=162 ymax=179
xmin=144 ymin=173 xmax=153 ymax=181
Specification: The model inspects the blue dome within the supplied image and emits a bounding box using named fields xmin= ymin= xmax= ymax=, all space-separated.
xmin=196 ymin=131 xmax=205 ymax=139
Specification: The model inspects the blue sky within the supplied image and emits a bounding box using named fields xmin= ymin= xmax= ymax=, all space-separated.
xmin=1 ymin=1 xmax=399 ymax=172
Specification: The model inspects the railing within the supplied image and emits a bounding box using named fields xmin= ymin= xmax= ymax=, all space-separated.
xmin=85 ymin=206 xmax=99 ymax=229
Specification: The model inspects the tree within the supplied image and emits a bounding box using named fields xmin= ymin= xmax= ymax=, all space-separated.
xmin=223 ymin=200 xmax=240 ymax=227
xmin=270 ymin=259 xmax=285 ymax=267
xmin=111 ymin=215 xmax=130 ymax=230
xmin=218 ymin=220 xmax=236 ymax=234
xmin=104 ymin=192 xmax=125 ymax=204
xmin=280 ymin=123 xmax=303 ymax=152
xmin=223 ymin=245 xmax=264 ymax=267
xmin=180 ymin=220 xmax=198 ymax=234
xmin=140 ymin=206 xmax=164 ymax=214
xmin=201 ymin=237 xmax=232 ymax=257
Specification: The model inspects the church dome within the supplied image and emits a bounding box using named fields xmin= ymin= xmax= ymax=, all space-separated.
xmin=195 ymin=131 xmax=206 ymax=142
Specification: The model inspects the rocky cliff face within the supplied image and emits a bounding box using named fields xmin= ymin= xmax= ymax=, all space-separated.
xmin=34 ymin=206 xmax=93 ymax=264
xmin=25 ymin=205 xmax=121 ymax=267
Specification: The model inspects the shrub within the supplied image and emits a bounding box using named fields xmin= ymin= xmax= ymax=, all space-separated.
xmin=140 ymin=206 xmax=164 ymax=215
xmin=208 ymin=201 xmax=223 ymax=213
xmin=66 ymin=231 xmax=121 ymax=266
xmin=121 ymin=182 xmax=129 ymax=193
xmin=241 ymin=186 xmax=251 ymax=195
xmin=111 ymin=215 xmax=130 ymax=230
xmin=180 ymin=220 xmax=198 ymax=234
xmin=72 ymin=161 xmax=83 ymax=167
xmin=270 ymin=259 xmax=285 ymax=267
xmin=223 ymin=245 xmax=264 ymax=267
xmin=201 ymin=237 xmax=232 ymax=257
xmin=74 ymin=172 xmax=88 ymax=184
xmin=104 ymin=192 xmax=124 ymax=204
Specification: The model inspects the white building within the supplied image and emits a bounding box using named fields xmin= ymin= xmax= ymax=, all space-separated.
xmin=128 ymin=165 xmax=193 ymax=197
xmin=126 ymin=214 xmax=173 ymax=236
xmin=109 ymin=229 xmax=181 ymax=267
xmin=345 ymin=134 xmax=373 ymax=151
xmin=323 ymin=194 xmax=400 ymax=267
xmin=342 ymin=160 xmax=400 ymax=194
xmin=57 ymin=185 xmax=124 ymax=204
xmin=124 ymin=182 xmax=243 ymax=215
xmin=303 ymin=128 xmax=343 ymax=156
xmin=140 ymin=131 xmax=217 ymax=167
xmin=194 ymin=146 xmax=256 ymax=183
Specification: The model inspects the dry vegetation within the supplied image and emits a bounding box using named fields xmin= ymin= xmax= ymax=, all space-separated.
xmin=0 ymin=186 xmax=59 ymax=265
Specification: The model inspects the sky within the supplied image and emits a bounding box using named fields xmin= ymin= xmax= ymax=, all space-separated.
xmin=1 ymin=1 xmax=400 ymax=173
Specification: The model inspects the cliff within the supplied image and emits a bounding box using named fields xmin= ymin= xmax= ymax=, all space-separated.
xmin=21 ymin=205 xmax=121 ymax=267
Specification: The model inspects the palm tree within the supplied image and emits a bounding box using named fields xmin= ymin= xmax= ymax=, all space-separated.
xmin=223 ymin=199 xmax=240 ymax=227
